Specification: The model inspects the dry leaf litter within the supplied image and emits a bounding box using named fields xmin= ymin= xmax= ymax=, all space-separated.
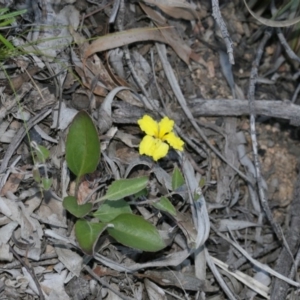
xmin=0 ymin=0 xmax=300 ymax=299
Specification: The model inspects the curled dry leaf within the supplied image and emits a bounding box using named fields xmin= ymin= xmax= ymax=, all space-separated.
xmin=98 ymin=86 xmax=133 ymax=134
xmin=243 ymin=0 xmax=300 ymax=27
xmin=140 ymin=3 xmax=205 ymax=65
xmin=71 ymin=46 xmax=139 ymax=106
xmin=98 ymin=109 xmax=113 ymax=134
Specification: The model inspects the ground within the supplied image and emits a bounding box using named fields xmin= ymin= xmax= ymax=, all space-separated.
xmin=0 ymin=0 xmax=300 ymax=299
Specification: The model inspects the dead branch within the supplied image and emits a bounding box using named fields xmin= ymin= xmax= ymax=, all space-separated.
xmin=189 ymin=99 xmax=300 ymax=124
xmin=211 ymin=0 xmax=234 ymax=64
xmin=113 ymin=99 xmax=300 ymax=126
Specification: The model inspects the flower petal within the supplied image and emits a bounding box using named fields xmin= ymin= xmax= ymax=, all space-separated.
xmin=152 ymin=140 xmax=169 ymax=161
xmin=158 ymin=117 xmax=174 ymax=139
xmin=138 ymin=115 xmax=159 ymax=137
xmin=139 ymin=135 xmax=156 ymax=156
xmin=139 ymin=135 xmax=169 ymax=161
xmin=163 ymin=132 xmax=184 ymax=151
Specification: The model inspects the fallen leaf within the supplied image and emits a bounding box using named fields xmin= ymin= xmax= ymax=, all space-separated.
xmin=143 ymin=0 xmax=199 ymax=20
xmin=84 ymin=27 xmax=198 ymax=65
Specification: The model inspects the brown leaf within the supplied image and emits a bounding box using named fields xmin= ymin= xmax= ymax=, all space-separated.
xmin=140 ymin=4 xmax=204 ymax=65
xmin=143 ymin=0 xmax=199 ymax=20
xmin=0 ymin=166 xmax=29 ymax=196
xmin=139 ymin=270 xmax=205 ymax=291
xmin=83 ymin=27 xmax=197 ymax=65
xmin=4 ymin=66 xmax=40 ymax=94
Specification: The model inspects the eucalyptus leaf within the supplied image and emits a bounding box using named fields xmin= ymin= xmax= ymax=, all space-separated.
xmin=172 ymin=166 xmax=185 ymax=190
xmin=153 ymin=197 xmax=176 ymax=216
xmin=75 ymin=219 xmax=107 ymax=255
xmin=94 ymin=199 xmax=132 ymax=222
xmin=108 ymin=213 xmax=165 ymax=252
xmin=66 ymin=111 xmax=100 ymax=178
xmin=97 ymin=176 xmax=148 ymax=202
xmin=63 ymin=196 xmax=92 ymax=218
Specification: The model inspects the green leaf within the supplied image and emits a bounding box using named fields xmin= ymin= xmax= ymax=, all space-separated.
xmin=0 ymin=33 xmax=14 ymax=50
xmin=32 ymin=168 xmax=40 ymax=183
xmin=0 ymin=9 xmax=27 ymax=21
xmin=108 ymin=213 xmax=166 ymax=252
xmin=0 ymin=8 xmax=27 ymax=29
xmin=34 ymin=144 xmax=50 ymax=163
xmin=172 ymin=167 xmax=185 ymax=190
xmin=0 ymin=18 xmax=14 ymax=27
xmin=0 ymin=8 xmax=9 ymax=15
xmin=97 ymin=176 xmax=148 ymax=202
xmin=94 ymin=199 xmax=132 ymax=222
xmin=75 ymin=219 xmax=107 ymax=255
xmin=63 ymin=196 xmax=92 ymax=218
xmin=199 ymin=177 xmax=206 ymax=188
xmin=131 ymin=188 xmax=148 ymax=200
xmin=66 ymin=111 xmax=100 ymax=178
xmin=153 ymin=196 xmax=176 ymax=216
xmin=41 ymin=177 xmax=52 ymax=191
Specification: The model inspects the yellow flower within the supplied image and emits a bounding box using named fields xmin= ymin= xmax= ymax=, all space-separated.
xmin=138 ymin=115 xmax=184 ymax=161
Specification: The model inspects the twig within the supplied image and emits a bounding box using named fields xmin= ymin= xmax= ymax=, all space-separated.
xmin=211 ymin=0 xmax=234 ymax=64
xmin=291 ymin=83 xmax=300 ymax=104
xmin=2 ymin=258 xmax=59 ymax=269
xmin=112 ymin=98 xmax=300 ymax=125
xmin=156 ymin=43 xmax=251 ymax=184
xmin=248 ymin=30 xmax=294 ymax=299
xmin=188 ymin=98 xmax=300 ymax=124
xmin=269 ymin=0 xmax=300 ymax=65
xmin=247 ymin=28 xmax=285 ymax=242
xmin=290 ymin=247 xmax=300 ymax=279
xmin=276 ymin=28 xmax=300 ymax=64
xmin=0 ymin=82 xmax=32 ymax=119
xmin=210 ymin=224 xmax=300 ymax=288
xmin=84 ymin=265 xmax=135 ymax=300
xmin=9 ymin=245 xmax=45 ymax=300
xmin=217 ymin=47 xmax=239 ymax=204
xmin=116 ymin=0 xmax=154 ymax=111
xmin=0 ymin=108 xmax=52 ymax=175
xmin=270 ymin=169 xmax=300 ymax=299
xmin=205 ymin=247 xmax=238 ymax=299
xmin=229 ymin=241 xmax=280 ymax=271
